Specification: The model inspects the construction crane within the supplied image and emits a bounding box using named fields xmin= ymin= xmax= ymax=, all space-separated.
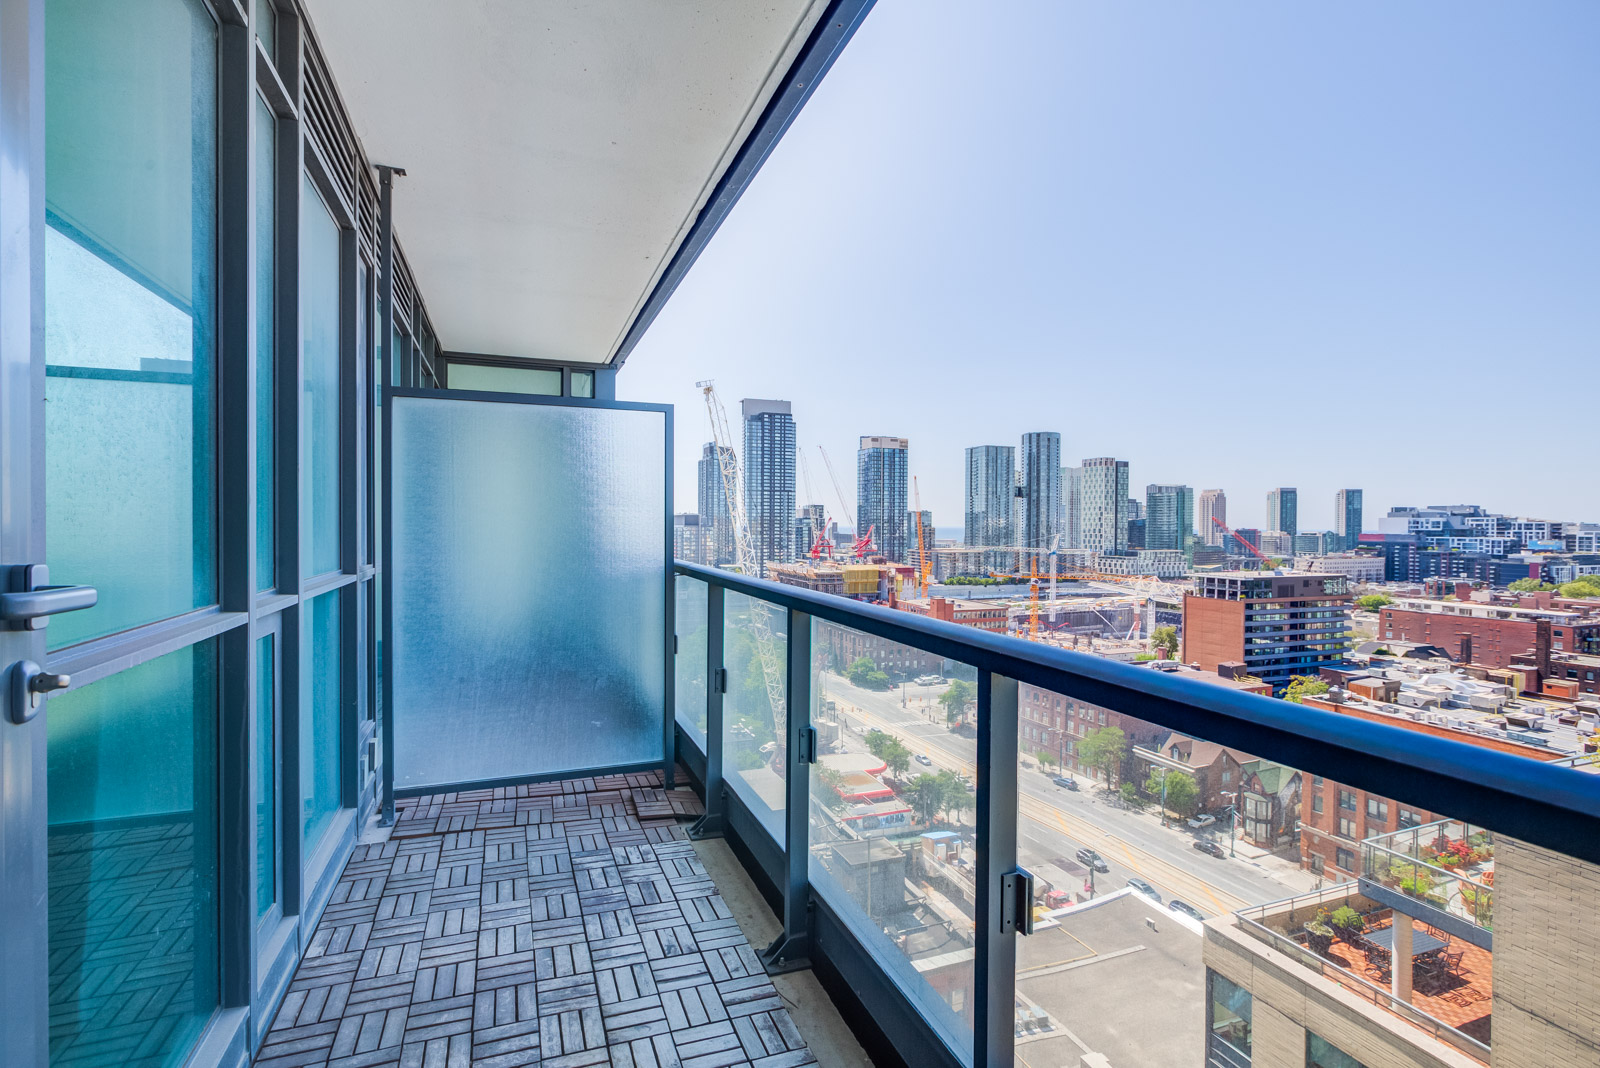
xmin=696 ymin=381 xmax=786 ymax=725
xmin=1210 ymin=516 xmax=1271 ymax=565
xmin=795 ymin=443 xmax=833 ymax=561
xmin=816 ymin=445 xmax=874 ymax=559
xmin=912 ymin=476 xmax=931 ymax=596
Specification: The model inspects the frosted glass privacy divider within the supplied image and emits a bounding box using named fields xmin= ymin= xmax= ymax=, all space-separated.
xmin=388 ymin=393 xmax=670 ymax=790
xmin=676 ymin=575 xmax=708 ymax=743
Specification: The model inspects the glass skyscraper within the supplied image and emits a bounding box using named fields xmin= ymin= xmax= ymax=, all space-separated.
xmin=1080 ymin=457 xmax=1130 ymax=552
xmin=1020 ymin=431 xmax=1061 ymax=550
xmin=698 ymin=442 xmax=735 ymax=564
xmin=1267 ymin=486 xmax=1299 ymax=537
xmin=964 ymin=445 xmax=1015 ymax=548
xmin=857 ymin=436 xmax=909 ymax=561
xmin=1335 ymin=488 xmax=1363 ymax=550
xmin=742 ymin=399 xmax=796 ymax=575
xmin=1145 ymin=483 xmax=1195 ymax=556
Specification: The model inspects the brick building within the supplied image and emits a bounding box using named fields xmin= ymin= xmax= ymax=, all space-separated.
xmin=1377 ymin=596 xmax=1600 ymax=685
xmin=894 ymin=596 xmax=1008 ymax=632
xmin=1296 ymin=694 xmax=1562 ymax=879
xmin=1182 ymin=571 xmax=1352 ymax=692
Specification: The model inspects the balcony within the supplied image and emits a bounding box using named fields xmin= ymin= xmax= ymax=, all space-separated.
xmin=1361 ymin=820 xmax=1495 ymax=935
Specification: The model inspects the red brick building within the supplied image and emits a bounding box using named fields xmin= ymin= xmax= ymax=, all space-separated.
xmin=1296 ymin=695 xmax=1562 ymax=879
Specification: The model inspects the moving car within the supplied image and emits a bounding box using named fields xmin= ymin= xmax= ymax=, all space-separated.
xmin=1075 ymin=847 xmax=1110 ymax=874
xmin=1051 ymin=776 xmax=1079 ymax=791
xmin=1167 ymin=900 xmax=1205 ymax=921
xmin=1187 ymin=813 xmax=1217 ymax=828
xmin=915 ymin=753 xmax=933 ymax=766
xmin=1192 ymin=840 xmax=1227 ymax=858
xmin=1126 ymin=878 xmax=1161 ymax=903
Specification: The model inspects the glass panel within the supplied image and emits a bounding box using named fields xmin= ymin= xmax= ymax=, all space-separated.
xmin=1307 ymin=1033 xmax=1365 ymax=1068
xmin=253 ymin=0 xmax=275 ymax=59
xmin=807 ymin=621 xmax=975 ymax=1062
xmin=1209 ymin=971 xmax=1253 ymax=1065
xmin=47 ymin=640 xmax=219 ymax=1068
xmin=43 ymin=0 xmax=218 ymax=648
xmin=301 ymin=591 xmax=342 ymax=848
xmin=571 ymin=370 xmax=595 ymax=398
xmin=447 ymin=362 xmax=561 ymax=395
xmin=256 ymin=634 xmax=276 ymax=918
xmin=675 ymin=576 xmax=708 ymax=742
xmin=301 ymin=173 xmax=341 ymax=576
xmin=389 ymin=396 xmax=666 ymax=789
xmin=722 ymin=592 xmax=787 ymax=841
xmin=255 ymin=96 xmax=275 ymax=590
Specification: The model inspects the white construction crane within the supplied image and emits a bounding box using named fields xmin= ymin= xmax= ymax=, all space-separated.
xmin=696 ymin=381 xmax=786 ymax=724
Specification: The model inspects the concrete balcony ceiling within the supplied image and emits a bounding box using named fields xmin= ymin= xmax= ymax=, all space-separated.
xmin=303 ymin=0 xmax=830 ymax=365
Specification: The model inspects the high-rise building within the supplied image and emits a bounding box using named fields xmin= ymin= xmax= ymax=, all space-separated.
xmin=1145 ymin=484 xmax=1194 ymax=556
xmin=1198 ymin=489 xmax=1226 ymax=546
xmin=794 ymin=503 xmax=826 ymax=560
xmin=673 ymin=513 xmax=706 ymax=564
xmin=907 ymin=509 xmax=934 ymax=571
xmin=1061 ymin=465 xmax=1083 ymax=549
xmin=856 ymin=436 xmax=909 ymax=561
xmin=697 ymin=442 xmax=735 ymax=565
xmin=1080 ymin=457 xmax=1129 ymax=553
xmin=1335 ymin=488 xmax=1363 ymax=550
xmin=964 ymin=445 xmax=1015 ymax=548
xmin=742 ymin=399 xmax=796 ymax=575
xmin=1019 ymin=432 xmax=1060 ymax=550
xmin=1183 ymin=571 xmax=1352 ymax=692
xmin=1266 ymin=487 xmax=1298 ymax=537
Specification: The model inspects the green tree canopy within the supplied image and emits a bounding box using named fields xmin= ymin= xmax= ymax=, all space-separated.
xmin=1037 ymin=748 xmax=1057 ymax=771
xmin=812 ymin=766 xmax=849 ymax=813
xmin=1559 ymin=576 xmax=1600 ymax=600
xmin=847 ymin=656 xmax=893 ymax=690
xmin=1284 ymin=675 xmax=1331 ymax=704
xmin=1076 ymin=726 xmax=1128 ymax=787
xmin=1149 ymin=625 xmax=1179 ymax=659
xmin=881 ymin=737 xmax=913 ymax=780
xmin=1145 ymin=768 xmax=1198 ymax=817
xmin=1508 ymin=578 xmax=1558 ymax=592
xmin=939 ymin=679 xmax=976 ymax=724
xmin=907 ymin=775 xmax=945 ymax=826
xmin=933 ymin=769 xmax=973 ymax=823
xmin=1355 ymin=594 xmax=1393 ymax=610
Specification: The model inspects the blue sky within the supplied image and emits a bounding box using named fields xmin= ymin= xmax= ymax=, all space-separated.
xmin=621 ymin=1 xmax=1599 ymax=536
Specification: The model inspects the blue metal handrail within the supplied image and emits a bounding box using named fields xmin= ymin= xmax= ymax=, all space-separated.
xmin=674 ymin=561 xmax=1600 ymax=865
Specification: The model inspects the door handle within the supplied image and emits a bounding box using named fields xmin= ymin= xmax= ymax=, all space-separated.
xmin=9 ymin=661 xmax=68 ymax=724
xmin=3 ymin=564 xmax=97 ymax=630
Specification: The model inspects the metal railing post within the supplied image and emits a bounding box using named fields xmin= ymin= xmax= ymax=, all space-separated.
xmin=761 ymin=606 xmax=813 ymax=974
xmin=690 ymin=582 xmax=726 ymax=839
xmin=976 ymin=671 xmax=1019 ymax=1064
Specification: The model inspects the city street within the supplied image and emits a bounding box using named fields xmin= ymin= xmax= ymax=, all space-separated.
xmin=817 ymin=671 xmax=1312 ymax=916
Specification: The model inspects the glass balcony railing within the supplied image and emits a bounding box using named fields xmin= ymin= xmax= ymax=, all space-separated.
xmin=1361 ymin=819 xmax=1495 ymax=929
xmin=669 ymin=561 xmax=1600 ymax=1068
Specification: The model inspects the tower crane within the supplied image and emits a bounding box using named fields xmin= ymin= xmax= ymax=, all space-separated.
xmin=696 ymin=381 xmax=786 ymax=725
xmin=817 ymin=445 xmax=873 ymax=559
xmin=1210 ymin=516 xmax=1271 ymax=565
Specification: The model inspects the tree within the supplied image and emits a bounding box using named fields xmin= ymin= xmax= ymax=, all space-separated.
xmin=934 ymin=769 xmax=973 ymax=824
xmin=1508 ymin=578 xmax=1558 ymax=593
xmin=1284 ymin=675 xmax=1331 ymax=704
xmin=1119 ymin=781 xmax=1146 ymax=808
xmin=1076 ymin=726 xmax=1128 ymax=787
xmin=812 ymin=766 xmax=849 ymax=814
xmin=1355 ymin=594 xmax=1393 ymax=611
xmin=907 ymin=775 xmax=945 ymax=826
xmin=1149 ymin=625 xmax=1179 ymax=660
xmin=1037 ymin=748 xmax=1057 ymax=772
xmin=1145 ymin=769 xmax=1198 ymax=817
xmin=939 ymin=679 xmax=975 ymax=726
xmin=881 ymin=738 xmax=913 ymax=781
xmin=864 ymin=730 xmax=893 ymax=759
xmin=1559 ymin=577 xmax=1600 ymax=600
xmin=847 ymin=656 xmax=892 ymax=690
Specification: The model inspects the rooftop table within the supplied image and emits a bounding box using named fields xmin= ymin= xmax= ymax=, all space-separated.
xmin=1368 ymin=924 xmax=1448 ymax=957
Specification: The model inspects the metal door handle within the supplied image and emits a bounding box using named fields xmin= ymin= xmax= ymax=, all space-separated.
xmin=3 ymin=564 xmax=97 ymax=630
xmin=9 ymin=661 xmax=69 ymax=724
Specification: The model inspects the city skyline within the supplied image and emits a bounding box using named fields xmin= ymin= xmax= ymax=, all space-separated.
xmin=620 ymin=0 xmax=1597 ymax=529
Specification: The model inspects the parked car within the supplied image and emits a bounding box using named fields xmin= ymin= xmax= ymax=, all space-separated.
xmin=1187 ymin=813 xmax=1217 ymax=828
xmin=915 ymin=753 xmax=933 ymax=766
xmin=1051 ymin=776 xmax=1079 ymax=791
xmin=1126 ymin=878 xmax=1161 ymax=903
xmin=915 ymin=674 xmax=940 ymax=686
xmin=1168 ymin=900 xmax=1206 ymax=921
xmin=1075 ymin=847 xmax=1110 ymax=874
xmin=1192 ymin=840 xmax=1227 ymax=859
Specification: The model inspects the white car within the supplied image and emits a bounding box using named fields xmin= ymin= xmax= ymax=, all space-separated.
xmin=916 ymin=753 xmax=933 ymax=766
xmin=1187 ymin=814 xmax=1217 ymax=829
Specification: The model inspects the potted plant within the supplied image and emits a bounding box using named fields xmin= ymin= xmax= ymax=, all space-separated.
xmin=1329 ymin=905 xmax=1367 ymax=942
xmin=1303 ymin=913 xmax=1335 ymax=956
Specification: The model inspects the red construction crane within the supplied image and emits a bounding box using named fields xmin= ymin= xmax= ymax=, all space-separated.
xmin=1211 ymin=516 xmax=1270 ymax=563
